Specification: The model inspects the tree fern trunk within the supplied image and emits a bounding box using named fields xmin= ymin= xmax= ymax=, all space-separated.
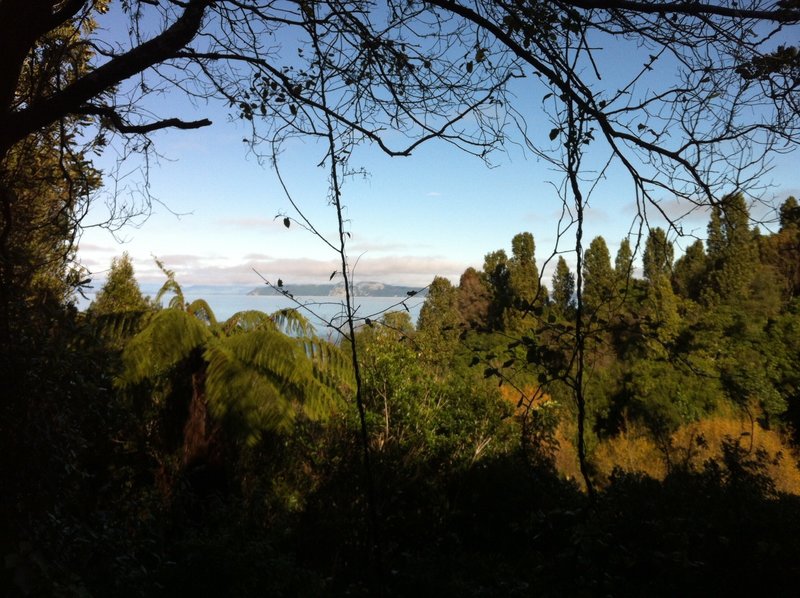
xmin=183 ymin=366 xmax=209 ymax=468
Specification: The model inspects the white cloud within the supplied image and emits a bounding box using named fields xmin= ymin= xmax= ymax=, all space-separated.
xmin=100 ymin=253 xmax=468 ymax=287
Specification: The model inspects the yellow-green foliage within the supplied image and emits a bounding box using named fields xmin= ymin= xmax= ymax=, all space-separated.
xmin=204 ymin=330 xmax=341 ymax=443
xmin=672 ymin=416 xmax=800 ymax=494
xmin=590 ymin=426 xmax=667 ymax=483
xmin=554 ymin=416 xmax=800 ymax=494
xmin=119 ymin=309 xmax=211 ymax=385
xmin=118 ymin=276 xmax=351 ymax=444
xmin=552 ymin=426 xmax=585 ymax=488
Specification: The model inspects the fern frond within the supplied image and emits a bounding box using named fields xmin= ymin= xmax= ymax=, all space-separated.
xmin=224 ymin=330 xmax=313 ymax=390
xmin=154 ymin=258 xmax=185 ymax=308
xmin=91 ymin=309 xmax=152 ymax=343
xmin=118 ymin=309 xmax=211 ymax=386
xmin=204 ymin=341 xmax=295 ymax=444
xmin=305 ymin=340 xmax=355 ymax=397
xmin=203 ymin=329 xmax=345 ymax=444
xmin=187 ymin=298 xmax=218 ymax=327
xmin=271 ymin=308 xmax=317 ymax=338
xmin=223 ymin=310 xmax=276 ymax=335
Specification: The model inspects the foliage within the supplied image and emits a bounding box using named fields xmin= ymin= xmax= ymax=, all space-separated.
xmin=551 ymin=255 xmax=575 ymax=315
xmin=3 ymin=0 xmax=800 ymax=590
xmin=90 ymin=253 xmax=148 ymax=316
xmin=119 ymin=268 xmax=350 ymax=447
xmin=582 ymin=235 xmax=614 ymax=313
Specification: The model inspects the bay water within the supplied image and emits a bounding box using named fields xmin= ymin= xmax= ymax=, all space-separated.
xmin=77 ymin=292 xmax=426 ymax=335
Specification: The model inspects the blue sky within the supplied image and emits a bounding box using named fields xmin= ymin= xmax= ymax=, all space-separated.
xmin=76 ymin=6 xmax=800 ymax=292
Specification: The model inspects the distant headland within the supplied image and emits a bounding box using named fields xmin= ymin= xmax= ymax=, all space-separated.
xmin=248 ymin=281 xmax=428 ymax=298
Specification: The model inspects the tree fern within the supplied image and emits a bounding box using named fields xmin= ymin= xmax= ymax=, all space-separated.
xmin=119 ymin=308 xmax=211 ymax=385
xmin=222 ymin=310 xmax=280 ymax=335
xmin=271 ymin=307 xmax=317 ymax=338
xmin=118 ymin=265 xmax=351 ymax=443
xmin=203 ymin=328 xmax=350 ymax=444
xmin=90 ymin=308 xmax=152 ymax=348
xmin=186 ymin=298 xmax=217 ymax=327
xmin=154 ymin=259 xmax=184 ymax=308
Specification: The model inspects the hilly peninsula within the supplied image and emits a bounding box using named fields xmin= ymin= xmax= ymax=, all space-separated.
xmin=248 ymin=281 xmax=428 ymax=297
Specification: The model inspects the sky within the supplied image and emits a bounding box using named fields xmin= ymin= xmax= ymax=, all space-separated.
xmin=75 ymin=5 xmax=800 ymax=293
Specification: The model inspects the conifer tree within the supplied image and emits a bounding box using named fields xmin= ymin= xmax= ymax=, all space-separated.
xmin=457 ymin=267 xmax=491 ymax=330
xmin=704 ymin=192 xmax=758 ymax=303
xmin=483 ymin=249 xmax=511 ymax=329
xmin=780 ymin=196 xmax=800 ymax=231
xmin=509 ymin=232 xmax=540 ymax=302
xmin=90 ymin=253 xmax=148 ymax=316
xmin=614 ymin=238 xmax=634 ymax=287
xmin=417 ymin=276 xmax=461 ymax=363
xmin=672 ymin=240 xmax=707 ymax=302
xmin=583 ymin=236 xmax=614 ymax=313
xmin=507 ymin=231 xmax=545 ymax=327
xmin=642 ymin=228 xmax=674 ymax=283
xmin=551 ymin=255 xmax=575 ymax=315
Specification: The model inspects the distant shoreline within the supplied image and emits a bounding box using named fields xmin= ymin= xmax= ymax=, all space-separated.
xmin=247 ymin=281 xmax=428 ymax=298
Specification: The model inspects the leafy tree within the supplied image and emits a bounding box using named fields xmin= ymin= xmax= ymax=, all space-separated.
xmin=483 ymin=249 xmax=511 ymax=330
xmin=120 ymin=267 xmax=349 ymax=452
xmin=704 ymin=192 xmax=758 ymax=304
xmin=672 ymin=240 xmax=707 ymax=302
xmin=358 ymin=309 xmax=512 ymax=464
xmin=457 ymin=266 xmax=491 ymax=330
xmin=642 ymin=227 xmax=674 ymax=283
xmin=0 ymin=8 xmax=104 ymax=341
xmin=551 ymin=255 xmax=575 ymax=315
xmin=508 ymin=232 xmax=544 ymax=325
xmin=614 ymin=238 xmax=634 ymax=287
xmin=583 ymin=236 xmax=614 ymax=313
xmin=417 ymin=276 xmax=462 ymax=366
xmin=90 ymin=253 xmax=148 ymax=316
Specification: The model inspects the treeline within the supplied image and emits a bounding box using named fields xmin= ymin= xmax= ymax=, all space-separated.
xmin=4 ymin=196 xmax=800 ymax=595
xmin=414 ymin=193 xmax=800 ymax=486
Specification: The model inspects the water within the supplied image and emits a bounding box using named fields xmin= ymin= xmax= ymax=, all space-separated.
xmin=76 ymin=292 xmax=426 ymax=333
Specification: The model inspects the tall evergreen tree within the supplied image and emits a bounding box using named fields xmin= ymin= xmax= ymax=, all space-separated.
xmin=583 ymin=236 xmax=614 ymax=312
xmin=90 ymin=253 xmax=148 ymax=316
xmin=614 ymin=237 xmax=634 ymax=287
xmin=483 ymin=249 xmax=511 ymax=329
xmin=780 ymin=196 xmax=800 ymax=231
xmin=758 ymin=197 xmax=800 ymax=302
xmin=672 ymin=240 xmax=707 ymax=302
xmin=704 ymin=192 xmax=758 ymax=303
xmin=457 ymin=267 xmax=491 ymax=330
xmin=642 ymin=227 xmax=674 ymax=283
xmin=508 ymin=232 xmax=541 ymax=308
xmin=417 ymin=276 xmax=462 ymax=363
xmin=551 ymin=255 xmax=575 ymax=315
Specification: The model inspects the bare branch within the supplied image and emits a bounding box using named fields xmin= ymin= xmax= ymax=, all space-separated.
xmin=76 ymin=103 xmax=211 ymax=134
